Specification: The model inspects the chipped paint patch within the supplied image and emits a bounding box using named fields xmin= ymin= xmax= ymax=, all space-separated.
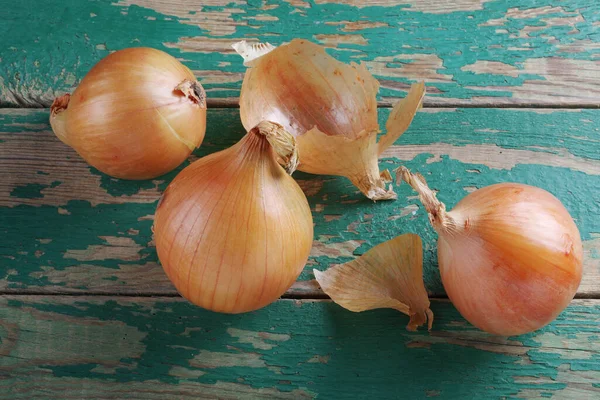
xmin=383 ymin=143 xmax=600 ymax=175
xmin=367 ymin=54 xmax=453 ymax=83
xmin=465 ymin=58 xmax=600 ymax=105
xmin=23 ymin=263 xmax=170 ymax=293
xmin=310 ymin=239 xmax=363 ymax=259
xmin=164 ymin=36 xmax=242 ymax=54
xmin=190 ymin=350 xmax=268 ymax=369
xmin=63 ymin=237 xmax=143 ymax=262
xmin=326 ymin=20 xmax=390 ymax=32
xmin=305 ymin=354 xmax=330 ymax=364
xmin=581 ymin=235 xmax=600 ymax=295
xmin=287 ymin=279 xmax=321 ymax=296
xmin=113 ymin=0 xmax=245 ymax=36
xmin=314 ymin=34 xmax=368 ymax=46
xmin=169 ymin=365 xmax=206 ymax=379
xmin=461 ymin=61 xmax=520 ymax=77
xmin=227 ymin=328 xmax=290 ymax=350
xmin=315 ymin=0 xmax=491 ymax=13
xmin=297 ymin=178 xmax=325 ymax=197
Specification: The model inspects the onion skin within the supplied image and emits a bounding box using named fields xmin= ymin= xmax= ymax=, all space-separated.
xmin=399 ymin=168 xmax=583 ymax=336
xmin=50 ymin=47 xmax=206 ymax=180
xmin=235 ymin=39 xmax=425 ymax=201
xmin=314 ymin=233 xmax=433 ymax=331
xmin=239 ymin=39 xmax=379 ymax=140
xmin=154 ymin=124 xmax=314 ymax=314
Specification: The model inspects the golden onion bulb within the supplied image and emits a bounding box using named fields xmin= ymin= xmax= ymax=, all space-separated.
xmin=50 ymin=47 xmax=206 ymax=180
xmin=154 ymin=121 xmax=313 ymax=313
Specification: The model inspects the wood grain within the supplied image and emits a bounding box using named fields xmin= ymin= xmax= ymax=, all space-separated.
xmin=1 ymin=0 xmax=600 ymax=107
xmin=1 ymin=107 xmax=598 ymax=297
xmin=1 ymin=296 xmax=600 ymax=399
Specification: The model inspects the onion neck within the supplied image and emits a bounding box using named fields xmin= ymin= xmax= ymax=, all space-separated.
xmin=397 ymin=166 xmax=458 ymax=235
xmin=349 ymin=169 xmax=396 ymax=201
xmin=175 ymin=79 xmax=206 ymax=108
xmin=249 ymin=121 xmax=299 ymax=175
xmin=50 ymin=94 xmax=71 ymax=146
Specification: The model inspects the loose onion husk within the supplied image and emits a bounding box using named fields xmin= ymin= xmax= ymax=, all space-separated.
xmin=234 ymin=39 xmax=425 ymax=201
xmin=154 ymin=121 xmax=313 ymax=314
xmin=50 ymin=47 xmax=207 ymax=180
xmin=314 ymin=233 xmax=433 ymax=331
xmin=398 ymin=167 xmax=583 ymax=336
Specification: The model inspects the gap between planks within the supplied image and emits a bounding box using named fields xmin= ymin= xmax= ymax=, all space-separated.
xmin=207 ymin=99 xmax=600 ymax=109
xmin=2 ymin=100 xmax=600 ymax=110
xmin=1 ymin=291 xmax=599 ymax=300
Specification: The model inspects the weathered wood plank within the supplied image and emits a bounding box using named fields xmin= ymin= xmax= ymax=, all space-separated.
xmin=1 ymin=296 xmax=600 ymax=399
xmin=2 ymin=1 xmax=600 ymax=107
xmin=1 ymin=108 xmax=599 ymax=297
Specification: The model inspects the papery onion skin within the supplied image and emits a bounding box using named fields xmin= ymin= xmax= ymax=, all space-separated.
xmin=154 ymin=123 xmax=314 ymax=314
xmin=50 ymin=47 xmax=206 ymax=180
xmin=239 ymin=39 xmax=379 ymax=140
xmin=314 ymin=233 xmax=433 ymax=331
xmin=400 ymin=168 xmax=583 ymax=336
xmin=235 ymin=39 xmax=425 ymax=201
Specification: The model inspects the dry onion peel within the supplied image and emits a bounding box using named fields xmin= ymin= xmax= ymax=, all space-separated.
xmin=314 ymin=233 xmax=433 ymax=331
xmin=232 ymin=41 xmax=276 ymax=66
xmin=50 ymin=47 xmax=207 ymax=180
xmin=398 ymin=167 xmax=583 ymax=336
xmin=234 ymin=39 xmax=425 ymax=201
xmin=154 ymin=121 xmax=313 ymax=314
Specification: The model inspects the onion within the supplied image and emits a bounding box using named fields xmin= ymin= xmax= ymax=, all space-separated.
xmin=154 ymin=121 xmax=313 ymax=313
xmin=50 ymin=47 xmax=207 ymax=180
xmin=398 ymin=167 xmax=583 ymax=336
xmin=234 ymin=39 xmax=425 ymax=201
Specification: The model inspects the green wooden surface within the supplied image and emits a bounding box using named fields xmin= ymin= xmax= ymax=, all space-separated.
xmin=2 ymin=296 xmax=600 ymax=399
xmin=1 ymin=108 xmax=599 ymax=297
xmin=1 ymin=0 xmax=600 ymax=107
xmin=2 ymin=0 xmax=600 ymax=398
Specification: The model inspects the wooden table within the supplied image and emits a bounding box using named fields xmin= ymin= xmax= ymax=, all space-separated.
xmin=1 ymin=1 xmax=599 ymax=398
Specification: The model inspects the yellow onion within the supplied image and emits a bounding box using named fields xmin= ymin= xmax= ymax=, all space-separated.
xmin=234 ymin=39 xmax=425 ymax=201
xmin=50 ymin=47 xmax=206 ymax=180
xmin=154 ymin=121 xmax=313 ymax=313
xmin=398 ymin=167 xmax=583 ymax=336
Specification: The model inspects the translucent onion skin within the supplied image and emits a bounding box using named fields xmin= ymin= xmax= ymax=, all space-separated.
xmin=154 ymin=123 xmax=314 ymax=314
xmin=235 ymin=39 xmax=425 ymax=201
xmin=239 ymin=39 xmax=379 ymax=140
xmin=50 ymin=47 xmax=207 ymax=180
xmin=400 ymin=169 xmax=583 ymax=336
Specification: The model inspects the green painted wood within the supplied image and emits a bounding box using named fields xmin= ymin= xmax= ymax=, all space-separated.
xmin=1 ymin=296 xmax=599 ymax=399
xmin=1 ymin=107 xmax=599 ymax=296
xmin=1 ymin=0 xmax=600 ymax=107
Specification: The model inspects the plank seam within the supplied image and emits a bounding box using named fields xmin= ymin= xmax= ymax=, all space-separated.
xmin=0 ymin=291 xmax=597 ymax=299
xmin=1 ymin=102 xmax=600 ymax=110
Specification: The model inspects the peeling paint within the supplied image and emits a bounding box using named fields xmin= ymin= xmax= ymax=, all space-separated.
xmin=461 ymin=61 xmax=520 ymax=77
xmin=383 ymin=143 xmax=600 ymax=175
xmin=2 ymin=297 xmax=600 ymax=398
xmin=227 ymin=328 xmax=290 ymax=350
xmin=1 ymin=108 xmax=599 ymax=299
xmin=2 ymin=0 xmax=600 ymax=107
xmin=63 ymin=237 xmax=144 ymax=262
